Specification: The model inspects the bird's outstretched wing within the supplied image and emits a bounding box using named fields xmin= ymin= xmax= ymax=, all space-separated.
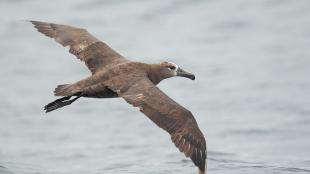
xmin=30 ymin=21 xmax=127 ymax=74
xmin=108 ymin=76 xmax=207 ymax=173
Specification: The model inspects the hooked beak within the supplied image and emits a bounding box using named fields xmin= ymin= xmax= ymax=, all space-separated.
xmin=176 ymin=68 xmax=195 ymax=80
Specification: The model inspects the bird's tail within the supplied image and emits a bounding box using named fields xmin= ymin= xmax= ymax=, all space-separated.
xmin=54 ymin=84 xmax=79 ymax=96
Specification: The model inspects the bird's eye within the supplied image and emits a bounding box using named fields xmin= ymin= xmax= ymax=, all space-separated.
xmin=169 ymin=66 xmax=176 ymax=70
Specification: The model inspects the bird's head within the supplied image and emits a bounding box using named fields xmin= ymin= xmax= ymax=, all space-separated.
xmin=159 ymin=61 xmax=195 ymax=80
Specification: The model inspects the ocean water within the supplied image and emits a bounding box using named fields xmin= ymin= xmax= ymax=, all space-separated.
xmin=0 ymin=0 xmax=310 ymax=173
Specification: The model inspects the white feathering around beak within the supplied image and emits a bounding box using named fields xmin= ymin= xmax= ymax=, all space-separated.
xmin=168 ymin=62 xmax=179 ymax=76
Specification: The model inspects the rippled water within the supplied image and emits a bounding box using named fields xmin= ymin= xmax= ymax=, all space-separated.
xmin=1 ymin=0 xmax=310 ymax=173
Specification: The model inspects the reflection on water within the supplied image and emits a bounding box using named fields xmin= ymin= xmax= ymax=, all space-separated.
xmin=0 ymin=0 xmax=310 ymax=173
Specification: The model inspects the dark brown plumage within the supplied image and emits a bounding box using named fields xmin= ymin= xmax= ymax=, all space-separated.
xmin=30 ymin=21 xmax=207 ymax=174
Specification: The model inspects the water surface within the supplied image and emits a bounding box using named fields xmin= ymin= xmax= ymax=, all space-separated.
xmin=0 ymin=0 xmax=310 ymax=173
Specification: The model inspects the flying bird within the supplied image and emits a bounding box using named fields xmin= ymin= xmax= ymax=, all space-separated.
xmin=30 ymin=21 xmax=207 ymax=174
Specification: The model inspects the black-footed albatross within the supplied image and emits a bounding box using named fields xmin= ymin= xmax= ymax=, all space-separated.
xmin=30 ymin=21 xmax=207 ymax=174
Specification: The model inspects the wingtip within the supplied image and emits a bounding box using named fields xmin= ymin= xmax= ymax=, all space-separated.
xmin=198 ymin=169 xmax=206 ymax=174
xmin=28 ymin=20 xmax=37 ymax=24
xmin=22 ymin=20 xmax=37 ymax=26
xmin=28 ymin=20 xmax=50 ymax=26
xmin=28 ymin=20 xmax=41 ymax=28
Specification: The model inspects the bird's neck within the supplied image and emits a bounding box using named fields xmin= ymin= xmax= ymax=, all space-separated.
xmin=147 ymin=64 xmax=164 ymax=85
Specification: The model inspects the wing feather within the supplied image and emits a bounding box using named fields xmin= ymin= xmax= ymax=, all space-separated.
xmin=108 ymin=77 xmax=207 ymax=172
xmin=30 ymin=21 xmax=127 ymax=74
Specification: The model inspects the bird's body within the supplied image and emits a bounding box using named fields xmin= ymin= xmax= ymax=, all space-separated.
xmin=54 ymin=61 xmax=174 ymax=98
xmin=30 ymin=21 xmax=207 ymax=174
